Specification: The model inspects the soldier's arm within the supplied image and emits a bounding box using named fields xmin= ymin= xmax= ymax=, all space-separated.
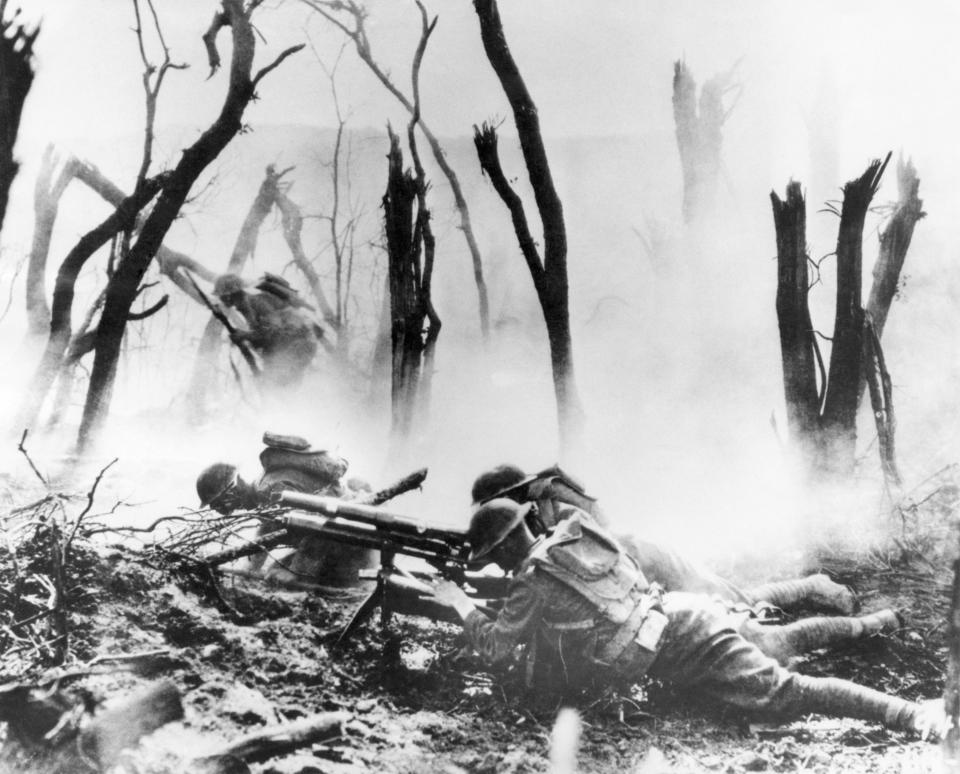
xmin=460 ymin=573 xmax=544 ymax=666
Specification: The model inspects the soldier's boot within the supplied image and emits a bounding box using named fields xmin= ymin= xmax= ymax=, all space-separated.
xmin=779 ymin=674 xmax=945 ymax=739
xmin=744 ymin=573 xmax=858 ymax=615
xmin=742 ymin=609 xmax=902 ymax=664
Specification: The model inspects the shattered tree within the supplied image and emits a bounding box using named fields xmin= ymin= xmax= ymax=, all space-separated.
xmin=383 ymin=127 xmax=440 ymax=444
xmin=472 ymin=0 xmax=584 ymax=455
xmin=13 ymin=154 xmax=218 ymax=437
xmin=771 ymin=154 xmax=906 ymax=481
xmin=672 ymin=60 xmax=737 ymax=225
xmin=0 ymin=2 xmax=36 ymax=235
xmin=76 ymin=1 xmax=303 ymax=452
xmin=302 ymin=0 xmax=491 ymax=340
xmin=865 ymin=156 xmax=925 ymax=344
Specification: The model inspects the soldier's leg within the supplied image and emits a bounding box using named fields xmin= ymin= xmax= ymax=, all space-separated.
xmin=618 ymin=538 xmax=752 ymax=603
xmin=647 ymin=593 xmax=926 ymax=734
xmin=739 ymin=609 xmax=901 ymax=664
xmin=743 ymin=574 xmax=857 ymax=615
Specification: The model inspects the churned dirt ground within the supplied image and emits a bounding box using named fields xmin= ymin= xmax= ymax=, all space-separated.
xmin=0 ymin=470 xmax=957 ymax=773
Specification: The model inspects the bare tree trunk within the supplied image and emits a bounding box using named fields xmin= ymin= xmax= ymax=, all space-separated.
xmin=770 ymin=155 xmax=891 ymax=481
xmin=471 ymin=0 xmax=584 ymax=456
xmin=25 ymin=147 xmax=79 ymax=336
xmin=865 ymin=156 xmax=924 ymax=340
xmin=12 ymin=180 xmax=164 ymax=437
xmin=0 ymin=5 xmax=36 ymax=235
xmin=72 ymin=160 xmax=217 ymax=289
xmin=819 ymin=155 xmax=889 ymax=476
xmin=863 ymin=318 xmax=900 ymax=486
xmin=302 ymin=0 xmax=490 ymax=340
xmin=383 ymin=129 xmax=424 ymax=442
xmin=77 ymin=1 xmax=302 ymax=452
xmin=272 ymin=181 xmax=339 ymax=325
xmin=770 ymin=181 xmax=819 ymax=466
xmin=673 ymin=60 xmax=734 ymax=225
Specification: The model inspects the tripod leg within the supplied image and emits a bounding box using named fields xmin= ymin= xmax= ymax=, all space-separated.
xmin=337 ymin=580 xmax=383 ymax=644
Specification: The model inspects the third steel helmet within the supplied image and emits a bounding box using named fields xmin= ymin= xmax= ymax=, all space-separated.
xmin=196 ymin=462 xmax=239 ymax=507
xmin=466 ymin=498 xmax=533 ymax=563
xmin=213 ymin=273 xmax=245 ymax=299
xmin=470 ymin=464 xmax=532 ymax=505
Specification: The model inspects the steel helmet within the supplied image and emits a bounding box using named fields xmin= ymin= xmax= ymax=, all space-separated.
xmin=213 ymin=273 xmax=245 ymax=298
xmin=196 ymin=462 xmax=239 ymax=507
xmin=466 ymin=498 xmax=533 ymax=563
xmin=470 ymin=464 xmax=531 ymax=505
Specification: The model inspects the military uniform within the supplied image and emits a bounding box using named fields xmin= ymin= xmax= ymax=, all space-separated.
xmin=252 ymin=435 xmax=375 ymax=584
xmin=493 ymin=467 xmax=853 ymax=614
xmin=239 ymin=291 xmax=318 ymax=390
xmin=461 ymin=510 xmax=921 ymax=733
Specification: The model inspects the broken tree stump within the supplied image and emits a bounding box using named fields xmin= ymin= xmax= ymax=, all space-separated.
xmin=196 ymin=711 xmax=350 ymax=767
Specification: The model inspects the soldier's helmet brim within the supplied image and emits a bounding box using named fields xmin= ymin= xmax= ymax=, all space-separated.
xmin=197 ymin=463 xmax=239 ymax=507
xmin=466 ymin=499 xmax=534 ymax=563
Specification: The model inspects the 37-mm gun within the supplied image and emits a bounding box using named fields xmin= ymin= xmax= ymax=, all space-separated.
xmin=276 ymin=491 xmax=508 ymax=641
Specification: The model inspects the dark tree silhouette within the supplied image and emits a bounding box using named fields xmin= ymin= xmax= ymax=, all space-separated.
xmin=471 ymin=0 xmax=584 ymax=455
xmin=771 ymin=154 xmax=895 ymax=480
xmin=0 ymin=1 xmax=37 ymax=234
xmin=383 ymin=128 xmax=439 ymax=444
xmin=77 ymin=0 xmax=302 ymax=452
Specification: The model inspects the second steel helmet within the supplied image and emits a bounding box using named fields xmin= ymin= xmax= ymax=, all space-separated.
xmin=466 ymin=498 xmax=533 ymax=563
xmin=470 ymin=463 xmax=533 ymax=505
xmin=196 ymin=462 xmax=239 ymax=507
xmin=213 ymin=273 xmax=245 ymax=299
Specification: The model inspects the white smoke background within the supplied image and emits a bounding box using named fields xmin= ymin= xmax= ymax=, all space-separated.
xmin=0 ymin=0 xmax=958 ymax=572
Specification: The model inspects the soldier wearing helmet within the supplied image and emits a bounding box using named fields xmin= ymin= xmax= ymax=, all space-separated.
xmin=213 ymin=272 xmax=319 ymax=390
xmin=469 ymin=463 xmax=856 ymax=616
xmin=196 ymin=462 xmax=260 ymax=515
xmin=195 ymin=432 xmax=375 ymax=584
xmin=429 ymin=499 xmax=945 ymax=740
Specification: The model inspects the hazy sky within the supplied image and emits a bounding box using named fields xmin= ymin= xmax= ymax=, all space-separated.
xmin=16 ymin=0 xmax=960 ymax=151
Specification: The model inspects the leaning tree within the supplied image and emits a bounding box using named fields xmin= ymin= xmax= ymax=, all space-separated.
xmin=471 ymin=0 xmax=584 ymax=456
xmin=76 ymin=0 xmax=303 ymax=452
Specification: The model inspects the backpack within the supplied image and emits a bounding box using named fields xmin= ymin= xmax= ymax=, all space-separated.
xmin=258 ymin=432 xmax=348 ymax=488
xmin=528 ymin=511 xmax=648 ymax=625
xmin=256 ymin=272 xmax=315 ymax=311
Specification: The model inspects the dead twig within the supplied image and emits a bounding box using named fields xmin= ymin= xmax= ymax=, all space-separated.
xmin=17 ymin=429 xmax=47 ymax=487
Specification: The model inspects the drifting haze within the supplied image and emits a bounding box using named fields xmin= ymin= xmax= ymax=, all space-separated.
xmin=2 ymin=0 xmax=959 ymax=566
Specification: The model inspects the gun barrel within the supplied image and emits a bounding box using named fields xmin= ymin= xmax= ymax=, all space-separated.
xmin=277 ymin=512 xmax=464 ymax=564
xmin=278 ymin=491 xmax=466 ymax=543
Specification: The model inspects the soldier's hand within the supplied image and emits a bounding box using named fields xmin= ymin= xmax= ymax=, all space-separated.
xmin=430 ymin=579 xmax=476 ymax=620
xmin=912 ymin=698 xmax=950 ymax=742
